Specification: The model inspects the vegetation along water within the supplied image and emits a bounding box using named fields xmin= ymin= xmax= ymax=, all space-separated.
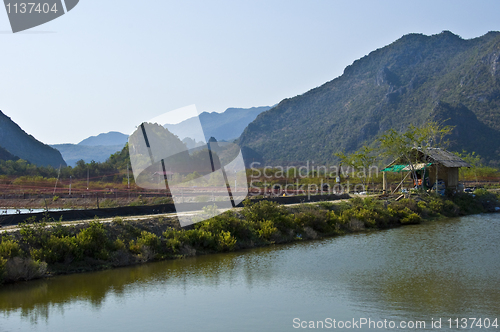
xmin=1 ymin=189 xmax=499 ymax=285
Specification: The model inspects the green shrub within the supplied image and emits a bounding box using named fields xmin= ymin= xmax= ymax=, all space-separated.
xmin=216 ymin=231 xmax=236 ymax=251
xmin=163 ymin=229 xmax=185 ymax=253
xmin=451 ymin=193 xmax=484 ymax=215
xmin=113 ymin=238 xmax=126 ymax=250
xmin=401 ymin=213 xmax=422 ymax=224
xmin=294 ymin=208 xmax=332 ymax=233
xmin=19 ymin=221 xmax=49 ymax=247
xmin=428 ymin=198 xmax=444 ymax=213
xmin=137 ymin=231 xmax=160 ymax=252
xmin=50 ymin=221 xmax=72 ymax=238
xmin=416 ymin=201 xmax=431 ymax=217
xmin=0 ymin=238 xmax=22 ymax=259
xmin=128 ymin=240 xmax=141 ymax=255
xmin=185 ymin=229 xmax=216 ymax=250
xmin=442 ymin=200 xmax=460 ymax=217
xmin=76 ymin=221 xmax=110 ymax=260
xmin=257 ymin=220 xmax=278 ymax=241
xmin=0 ymin=257 xmax=7 ymax=284
xmin=164 ymin=238 xmax=182 ymax=254
xmin=41 ymin=235 xmax=82 ymax=263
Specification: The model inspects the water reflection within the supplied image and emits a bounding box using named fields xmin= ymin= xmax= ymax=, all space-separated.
xmin=0 ymin=247 xmax=283 ymax=320
xmin=1 ymin=214 xmax=499 ymax=331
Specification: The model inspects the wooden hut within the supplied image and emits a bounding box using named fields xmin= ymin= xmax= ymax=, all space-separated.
xmin=382 ymin=147 xmax=471 ymax=193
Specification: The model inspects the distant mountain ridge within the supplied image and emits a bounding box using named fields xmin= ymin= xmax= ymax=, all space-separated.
xmin=239 ymin=31 xmax=500 ymax=165
xmin=51 ymin=131 xmax=129 ymax=167
xmin=78 ymin=131 xmax=129 ymax=146
xmin=51 ymin=143 xmax=125 ymax=167
xmin=0 ymin=110 xmax=66 ymax=168
xmin=165 ymin=106 xmax=271 ymax=142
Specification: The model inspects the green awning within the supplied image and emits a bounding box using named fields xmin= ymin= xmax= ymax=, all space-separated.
xmin=381 ymin=163 xmax=432 ymax=172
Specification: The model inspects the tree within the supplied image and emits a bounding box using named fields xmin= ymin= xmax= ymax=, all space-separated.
xmin=335 ymin=145 xmax=377 ymax=191
xmin=378 ymin=120 xmax=454 ymax=189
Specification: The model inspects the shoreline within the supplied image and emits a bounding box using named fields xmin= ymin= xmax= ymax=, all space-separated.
xmin=1 ymin=190 xmax=499 ymax=285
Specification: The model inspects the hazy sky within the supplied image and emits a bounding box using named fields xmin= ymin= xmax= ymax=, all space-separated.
xmin=2 ymin=0 xmax=500 ymax=144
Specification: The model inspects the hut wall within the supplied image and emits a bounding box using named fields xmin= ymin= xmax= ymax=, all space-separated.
xmin=447 ymin=168 xmax=459 ymax=188
xmin=428 ymin=165 xmax=458 ymax=189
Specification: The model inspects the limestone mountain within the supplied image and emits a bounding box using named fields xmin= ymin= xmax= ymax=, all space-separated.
xmin=165 ymin=106 xmax=271 ymax=142
xmin=78 ymin=131 xmax=129 ymax=146
xmin=0 ymin=145 xmax=18 ymax=162
xmin=50 ymin=143 xmax=125 ymax=167
xmin=0 ymin=110 xmax=66 ymax=168
xmin=51 ymin=131 xmax=129 ymax=167
xmin=239 ymin=31 xmax=500 ymax=166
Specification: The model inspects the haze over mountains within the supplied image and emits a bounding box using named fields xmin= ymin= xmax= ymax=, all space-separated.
xmin=165 ymin=106 xmax=271 ymax=142
xmin=4 ymin=31 xmax=500 ymax=170
xmin=52 ymin=107 xmax=270 ymax=166
xmin=51 ymin=132 xmax=129 ymax=167
xmin=78 ymin=132 xmax=129 ymax=146
xmin=0 ymin=110 xmax=66 ymax=168
xmin=239 ymin=31 xmax=500 ymax=166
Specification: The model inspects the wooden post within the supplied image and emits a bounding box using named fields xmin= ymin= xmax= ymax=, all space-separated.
xmin=383 ymin=172 xmax=387 ymax=194
xmin=435 ymin=164 xmax=439 ymax=192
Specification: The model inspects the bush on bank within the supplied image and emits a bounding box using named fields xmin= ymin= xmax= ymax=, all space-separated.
xmin=0 ymin=189 xmax=499 ymax=285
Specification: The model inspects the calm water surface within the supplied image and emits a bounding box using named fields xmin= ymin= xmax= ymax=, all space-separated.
xmin=1 ymin=214 xmax=499 ymax=331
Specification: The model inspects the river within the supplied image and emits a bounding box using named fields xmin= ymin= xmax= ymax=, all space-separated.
xmin=1 ymin=214 xmax=499 ymax=331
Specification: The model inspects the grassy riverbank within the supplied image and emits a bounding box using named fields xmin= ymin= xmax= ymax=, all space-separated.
xmin=1 ymin=190 xmax=499 ymax=285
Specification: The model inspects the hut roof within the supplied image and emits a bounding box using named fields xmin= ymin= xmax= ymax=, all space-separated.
xmin=418 ymin=148 xmax=471 ymax=168
xmin=385 ymin=147 xmax=471 ymax=169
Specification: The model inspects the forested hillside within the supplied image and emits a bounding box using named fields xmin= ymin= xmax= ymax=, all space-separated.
xmin=0 ymin=111 xmax=66 ymax=168
xmin=239 ymin=31 xmax=500 ymax=166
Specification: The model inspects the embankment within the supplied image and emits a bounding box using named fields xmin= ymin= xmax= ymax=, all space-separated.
xmin=0 ymin=194 xmax=350 ymax=227
xmin=0 ymin=190 xmax=498 ymax=285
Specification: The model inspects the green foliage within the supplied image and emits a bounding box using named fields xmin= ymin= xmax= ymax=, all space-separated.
xmin=400 ymin=213 xmax=422 ymax=224
xmin=294 ymin=209 xmax=332 ymax=233
xmin=240 ymin=32 xmax=500 ymax=165
xmin=113 ymin=238 xmax=126 ymax=251
xmin=216 ymin=231 xmax=237 ymax=251
xmin=112 ymin=217 xmax=124 ymax=225
xmin=335 ymin=146 xmax=377 ymax=184
xmin=2 ymin=186 xmax=499 ymax=285
xmin=38 ymin=235 xmax=82 ymax=264
xmin=241 ymin=200 xmax=294 ymax=233
xmin=454 ymin=151 xmax=500 ymax=181
xmin=378 ymin=121 xmax=454 ymax=183
xmin=76 ymin=221 xmax=110 ymax=260
xmin=0 ymin=238 xmax=22 ymax=259
xmin=0 ymin=257 xmax=6 ymax=284
xmin=137 ymin=231 xmax=160 ymax=251
xmin=257 ymin=220 xmax=278 ymax=241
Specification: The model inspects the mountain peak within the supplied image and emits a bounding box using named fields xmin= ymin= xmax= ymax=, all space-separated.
xmin=0 ymin=110 xmax=66 ymax=168
xmin=240 ymin=30 xmax=500 ymax=166
xmin=165 ymin=106 xmax=271 ymax=142
xmin=78 ymin=131 xmax=129 ymax=146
